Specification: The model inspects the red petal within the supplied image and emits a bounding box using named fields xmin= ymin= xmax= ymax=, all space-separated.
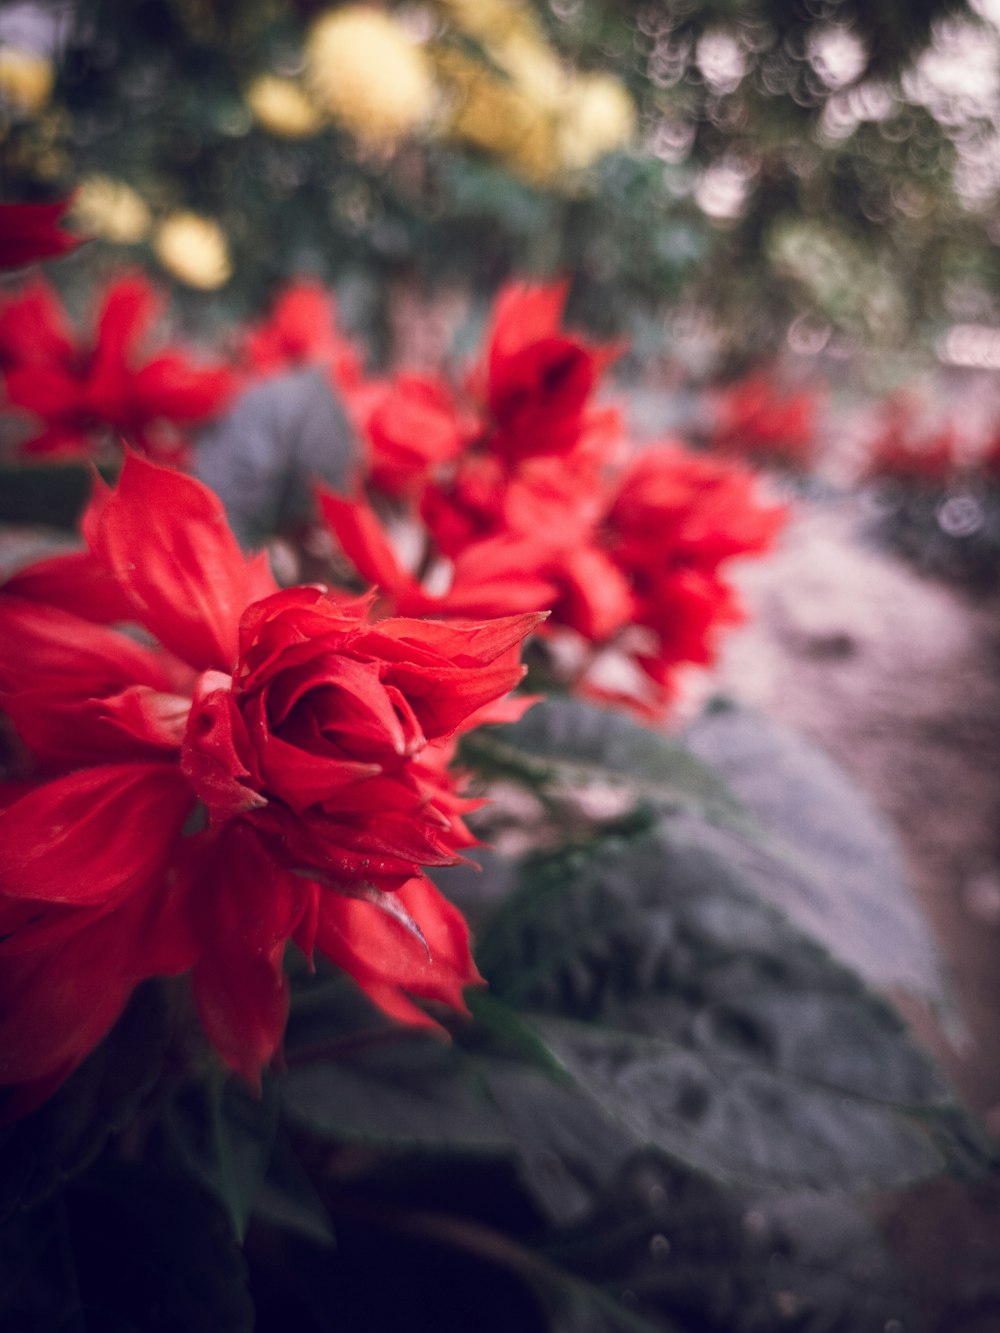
xmin=0 ymin=762 xmax=193 ymax=906
xmin=3 ymin=686 xmax=186 ymax=769
xmin=316 ymin=485 xmax=417 ymax=600
xmin=87 ymin=454 xmax=279 ymax=670
xmin=0 ymin=198 xmax=81 ymax=271
xmin=0 ymin=279 xmax=75 ymax=368
xmin=189 ymin=825 xmax=307 ymax=1084
xmin=181 ymin=671 xmax=265 ymax=819
xmin=315 ymin=874 xmax=482 ymax=1030
xmin=4 ymin=549 xmax=136 ymax=623
xmin=131 ymin=356 xmax=236 ymax=423
xmin=0 ymin=594 xmax=175 ymax=695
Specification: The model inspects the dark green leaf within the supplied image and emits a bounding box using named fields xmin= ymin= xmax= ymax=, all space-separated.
xmin=542 ymin=1154 xmax=918 ymax=1333
xmin=477 ymin=820 xmax=993 ymax=1191
xmin=686 ymin=700 xmax=954 ymax=1013
xmin=252 ymin=1127 xmax=335 ymax=1247
xmin=281 ymin=968 xmax=635 ymax=1224
xmin=163 ymin=1070 xmax=280 ymax=1240
xmin=0 ymin=1160 xmax=253 ymax=1333
xmin=0 ymin=983 xmax=167 ymax=1223
xmin=482 ymin=696 xmax=737 ymax=816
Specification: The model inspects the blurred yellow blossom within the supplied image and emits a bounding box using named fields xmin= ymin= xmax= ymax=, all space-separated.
xmin=245 ymin=74 xmax=322 ymax=138
xmin=305 ymin=7 xmax=435 ymax=145
xmin=154 ymin=211 xmax=232 ymax=289
xmin=557 ymin=72 xmax=636 ymax=172
xmin=73 ymin=176 xmax=152 ymax=244
xmin=0 ymin=48 xmax=53 ymax=116
xmin=436 ymin=46 xmax=560 ymax=185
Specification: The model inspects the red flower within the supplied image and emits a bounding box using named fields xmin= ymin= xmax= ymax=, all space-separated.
xmin=0 ymin=456 xmax=539 ymax=1106
xmin=362 ymin=373 xmax=477 ymax=497
xmin=862 ymin=393 xmax=958 ymax=485
xmin=711 ymin=374 xmax=819 ymax=469
xmin=241 ymin=279 xmax=365 ymax=392
xmin=317 ymin=278 xmax=784 ymax=719
xmin=0 ymin=198 xmax=82 ymax=270
xmin=479 ymin=280 xmax=622 ymax=465
xmin=0 ymin=273 xmax=237 ymax=460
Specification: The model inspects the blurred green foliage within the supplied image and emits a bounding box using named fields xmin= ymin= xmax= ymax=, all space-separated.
xmin=2 ymin=0 xmax=998 ymax=365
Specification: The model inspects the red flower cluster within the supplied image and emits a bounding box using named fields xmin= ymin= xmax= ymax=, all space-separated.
xmin=0 ymin=456 xmax=538 ymax=1111
xmin=0 ymin=273 xmax=236 ymax=460
xmin=0 ymin=198 xmax=81 ymax=270
xmin=710 ymin=373 xmax=819 ymax=469
xmin=319 ymin=280 xmax=785 ymax=716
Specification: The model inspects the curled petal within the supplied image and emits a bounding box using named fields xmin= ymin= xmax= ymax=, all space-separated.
xmin=181 ymin=671 xmax=265 ymax=819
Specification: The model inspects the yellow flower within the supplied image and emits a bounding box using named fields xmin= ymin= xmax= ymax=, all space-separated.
xmin=434 ymin=34 xmax=565 ymax=185
xmin=436 ymin=0 xmax=536 ymax=48
xmin=245 ymin=74 xmax=322 ymax=138
xmin=73 ymin=175 xmax=152 ymax=244
xmin=305 ymin=7 xmax=434 ymax=145
xmin=154 ymin=211 xmax=232 ymax=289
xmin=557 ymin=72 xmax=635 ymax=173
xmin=0 ymin=48 xmax=53 ymax=115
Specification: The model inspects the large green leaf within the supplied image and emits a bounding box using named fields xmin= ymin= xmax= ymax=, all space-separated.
xmin=476 ymin=820 xmax=992 ymax=1192
xmin=281 ymin=970 xmax=638 ymax=1226
xmin=685 ymin=700 xmax=954 ymax=1013
xmin=488 ymin=696 xmax=951 ymax=1011
xmin=478 ymin=696 xmax=737 ymax=817
xmin=0 ymin=983 xmax=167 ymax=1223
xmin=542 ymin=1154 xmax=918 ymax=1333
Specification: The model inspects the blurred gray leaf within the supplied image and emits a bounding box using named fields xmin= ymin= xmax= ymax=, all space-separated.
xmin=195 ymin=369 xmax=356 ymax=547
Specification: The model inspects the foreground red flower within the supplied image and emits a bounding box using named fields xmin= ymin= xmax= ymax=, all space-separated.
xmin=0 ymin=272 xmax=236 ymax=459
xmin=0 ymin=198 xmax=82 ymax=270
xmin=0 ymin=456 xmax=539 ymax=1111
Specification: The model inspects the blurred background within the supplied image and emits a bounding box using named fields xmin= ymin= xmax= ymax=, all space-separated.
xmin=3 ymin=1 xmax=1000 ymax=1325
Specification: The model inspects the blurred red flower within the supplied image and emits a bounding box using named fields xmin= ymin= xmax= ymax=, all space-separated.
xmin=361 ymin=372 xmax=477 ymax=498
xmin=241 ymin=278 xmax=365 ymax=392
xmin=318 ymin=279 xmax=784 ymax=717
xmin=0 ymin=456 xmax=538 ymax=1111
xmin=0 ymin=273 xmax=237 ymax=460
xmin=479 ymin=279 xmax=622 ymax=465
xmin=862 ymin=392 xmax=959 ymax=485
xmin=0 ymin=198 xmax=82 ymax=270
xmin=711 ymin=373 xmax=819 ymax=469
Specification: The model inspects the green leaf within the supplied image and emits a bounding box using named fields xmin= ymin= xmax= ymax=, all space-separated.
xmin=280 ymin=968 xmax=636 ymax=1224
xmin=685 ymin=700 xmax=955 ymax=1014
xmin=251 ymin=1127 xmax=335 ymax=1248
xmin=488 ymin=696 xmax=952 ymax=1015
xmin=0 ymin=983 xmax=167 ymax=1224
xmin=481 ymin=696 xmax=738 ymax=816
xmin=163 ymin=1070 xmax=280 ymax=1240
xmin=542 ymin=1154 xmax=917 ymax=1333
xmin=0 ymin=1160 xmax=253 ymax=1333
xmin=477 ymin=820 xmax=993 ymax=1192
